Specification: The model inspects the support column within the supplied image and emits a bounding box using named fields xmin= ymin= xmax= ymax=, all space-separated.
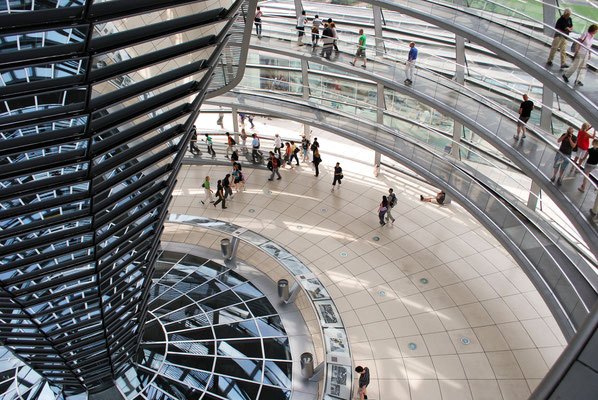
xmin=293 ymin=0 xmax=302 ymax=18
xmin=540 ymin=85 xmax=554 ymax=132
xmin=301 ymin=59 xmax=311 ymax=138
xmin=375 ymin=83 xmax=384 ymax=166
xmin=231 ymin=106 xmax=239 ymax=143
xmin=373 ymin=6 xmax=384 ymax=57
xmin=543 ymin=0 xmax=557 ymax=37
xmin=451 ymin=34 xmax=465 ymax=159
xmin=527 ymin=181 xmax=542 ymax=210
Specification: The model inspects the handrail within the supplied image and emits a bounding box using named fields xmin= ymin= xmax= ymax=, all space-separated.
xmin=235 ymin=25 xmax=598 ymax=260
xmin=168 ymin=214 xmax=354 ymax=400
xmin=209 ymin=86 xmax=597 ymax=270
xmin=256 ymin=16 xmax=584 ymax=137
xmin=206 ymin=89 xmax=597 ymax=339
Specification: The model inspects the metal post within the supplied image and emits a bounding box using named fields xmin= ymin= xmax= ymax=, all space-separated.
xmin=375 ymin=83 xmax=384 ymax=167
xmin=543 ymin=0 xmax=557 ymax=36
xmin=451 ymin=34 xmax=465 ymax=159
xmin=373 ymin=6 xmax=384 ymax=57
xmin=221 ymin=237 xmax=239 ymax=261
xmin=300 ymin=58 xmax=311 ymax=139
xmin=540 ymin=86 xmax=554 ymax=133
xmin=527 ymin=181 xmax=542 ymax=210
xmin=300 ymin=353 xmax=314 ymax=379
xmin=278 ymin=279 xmax=290 ymax=301
xmin=231 ymin=106 xmax=239 ymax=144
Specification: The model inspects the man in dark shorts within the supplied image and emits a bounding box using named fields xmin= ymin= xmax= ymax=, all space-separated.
xmin=514 ymin=94 xmax=534 ymax=140
xmin=350 ymin=29 xmax=367 ymax=68
xmin=355 ymin=365 xmax=370 ymax=400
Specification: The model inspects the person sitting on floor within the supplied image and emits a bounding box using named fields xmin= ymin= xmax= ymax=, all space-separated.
xmin=420 ymin=190 xmax=446 ymax=205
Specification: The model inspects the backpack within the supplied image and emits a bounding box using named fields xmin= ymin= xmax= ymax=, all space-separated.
xmin=389 ymin=193 xmax=397 ymax=207
xmin=229 ymin=137 xmax=236 ymax=145
xmin=310 ymin=142 xmax=318 ymax=151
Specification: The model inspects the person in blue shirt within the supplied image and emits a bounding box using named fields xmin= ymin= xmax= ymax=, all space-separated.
xmin=251 ymin=133 xmax=262 ymax=163
xmin=405 ymin=42 xmax=418 ymax=85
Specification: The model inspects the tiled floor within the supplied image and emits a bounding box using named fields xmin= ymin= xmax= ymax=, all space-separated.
xmin=169 ymin=115 xmax=566 ymax=400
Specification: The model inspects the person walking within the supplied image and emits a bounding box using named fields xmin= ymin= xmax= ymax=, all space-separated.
xmin=386 ymin=188 xmax=397 ymax=223
xmin=404 ymin=41 xmax=418 ymax=85
xmin=550 ymin=127 xmax=577 ymax=185
xmin=563 ymin=24 xmax=598 ymax=86
xmin=189 ymin=125 xmax=200 ymax=155
xmin=274 ymin=133 xmax=282 ymax=157
xmin=313 ymin=148 xmax=322 ymax=177
xmin=223 ymin=174 xmax=233 ymax=199
xmin=290 ymin=141 xmax=300 ymax=166
xmin=231 ymin=149 xmax=239 ymax=164
xmin=301 ymin=135 xmax=311 ymax=162
xmin=200 ymin=176 xmax=214 ymax=205
xmin=573 ymin=123 xmax=595 ymax=168
xmin=513 ymin=94 xmax=534 ymax=140
xmin=233 ymin=163 xmax=246 ymax=192
xmin=268 ymin=152 xmax=282 ymax=180
xmin=355 ymin=366 xmax=370 ymax=400
xmin=248 ymin=115 xmax=255 ymax=129
xmin=320 ymin=23 xmax=334 ymax=60
xmin=217 ymin=111 xmax=224 ymax=129
xmin=330 ymin=22 xmax=339 ymax=53
xmin=254 ymin=6 xmax=263 ymax=38
xmin=240 ymin=128 xmax=248 ymax=152
xmin=238 ymin=113 xmax=246 ymax=129
xmin=350 ymin=29 xmax=367 ymax=67
xmin=579 ymin=139 xmax=598 ymax=192
xmin=547 ymin=8 xmax=573 ymax=69
xmin=212 ymin=180 xmax=227 ymax=209
xmin=225 ymin=132 xmax=236 ymax=158
xmin=590 ymin=172 xmax=598 ymax=217
xmin=311 ymin=137 xmax=320 ymax=156
xmin=252 ymin=133 xmax=262 ymax=163
xmin=311 ymin=15 xmax=321 ymax=46
xmin=331 ymin=162 xmax=342 ymax=191
xmin=283 ymin=142 xmax=293 ymax=169
xmin=297 ymin=10 xmax=306 ymax=45
xmin=205 ymin=134 xmax=216 ymax=157
xmin=378 ymin=196 xmax=388 ymax=226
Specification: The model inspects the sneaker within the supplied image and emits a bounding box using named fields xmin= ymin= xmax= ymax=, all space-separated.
xmin=591 ymin=208 xmax=597 ymax=217
xmin=576 ymin=81 xmax=584 ymax=86
xmin=513 ymin=135 xmax=519 ymax=140
xmin=420 ymin=195 xmax=424 ymax=201
xmin=561 ymin=64 xmax=569 ymax=69
xmin=391 ymin=218 xmax=396 ymax=223
xmin=277 ymin=177 xmax=281 ymax=180
xmin=381 ymin=222 xmax=386 ymax=226
xmin=522 ymin=134 xmax=526 ymax=138
xmin=546 ymin=61 xmax=553 ymax=66
xmin=222 ymin=207 xmax=227 ymax=209
xmin=361 ymin=64 xmax=366 ymax=68
xmin=579 ymin=187 xmax=586 ymax=192
xmin=349 ymin=61 xmax=355 ymax=66
xmin=268 ymin=178 xmax=273 ymax=181
xmin=200 ymin=200 xmax=205 ymax=205
xmin=550 ymin=176 xmax=555 ymax=182
xmin=557 ymin=178 xmax=563 ymax=185
xmin=562 ymin=74 xmax=569 ymax=83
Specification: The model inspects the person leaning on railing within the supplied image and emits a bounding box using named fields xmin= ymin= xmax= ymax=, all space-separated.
xmin=546 ymin=8 xmax=573 ymax=69
xmin=320 ymin=23 xmax=334 ymax=60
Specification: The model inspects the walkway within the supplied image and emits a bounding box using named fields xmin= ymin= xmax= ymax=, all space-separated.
xmin=362 ymin=0 xmax=598 ymax=128
xmin=236 ymin=32 xmax=598 ymax=260
xmin=205 ymin=90 xmax=598 ymax=338
xmin=169 ymin=114 xmax=566 ymax=399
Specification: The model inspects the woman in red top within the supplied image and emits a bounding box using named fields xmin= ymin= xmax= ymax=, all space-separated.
xmin=574 ymin=122 xmax=595 ymax=168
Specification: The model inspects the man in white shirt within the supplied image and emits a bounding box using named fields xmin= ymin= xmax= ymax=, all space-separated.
xmin=297 ymin=10 xmax=306 ymax=45
xmin=274 ymin=133 xmax=282 ymax=157
xmin=312 ymin=15 xmax=322 ymax=46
